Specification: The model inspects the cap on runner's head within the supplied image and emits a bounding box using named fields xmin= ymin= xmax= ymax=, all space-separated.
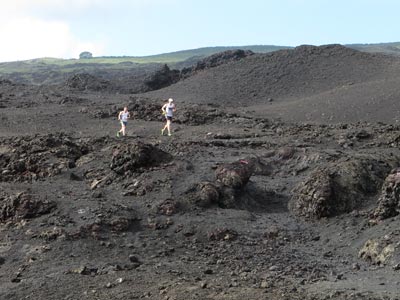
xmin=168 ymin=98 xmax=173 ymax=102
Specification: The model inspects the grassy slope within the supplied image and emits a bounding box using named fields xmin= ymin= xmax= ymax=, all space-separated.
xmin=0 ymin=45 xmax=290 ymax=74
xmin=347 ymin=42 xmax=400 ymax=54
xmin=0 ymin=42 xmax=399 ymax=76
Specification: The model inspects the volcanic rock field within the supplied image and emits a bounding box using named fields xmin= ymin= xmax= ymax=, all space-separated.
xmin=1 ymin=45 xmax=400 ymax=300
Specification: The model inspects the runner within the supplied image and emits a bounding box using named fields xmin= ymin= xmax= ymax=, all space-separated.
xmin=161 ymin=98 xmax=176 ymax=136
xmin=117 ymin=106 xmax=130 ymax=137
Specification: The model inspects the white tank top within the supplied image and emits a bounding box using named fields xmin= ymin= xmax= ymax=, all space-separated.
xmin=121 ymin=112 xmax=129 ymax=122
xmin=166 ymin=104 xmax=174 ymax=117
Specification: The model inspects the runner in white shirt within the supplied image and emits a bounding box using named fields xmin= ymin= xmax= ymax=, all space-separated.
xmin=117 ymin=107 xmax=130 ymax=137
xmin=161 ymin=98 xmax=176 ymax=136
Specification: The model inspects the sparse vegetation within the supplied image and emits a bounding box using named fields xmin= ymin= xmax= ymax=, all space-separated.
xmin=0 ymin=45 xmax=290 ymax=85
xmin=348 ymin=42 xmax=400 ymax=54
xmin=1 ymin=45 xmax=290 ymax=67
xmin=1 ymin=43 xmax=400 ymax=85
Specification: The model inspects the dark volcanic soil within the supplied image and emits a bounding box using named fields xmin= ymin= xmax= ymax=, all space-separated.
xmin=149 ymin=44 xmax=400 ymax=123
xmin=1 ymin=45 xmax=400 ymax=300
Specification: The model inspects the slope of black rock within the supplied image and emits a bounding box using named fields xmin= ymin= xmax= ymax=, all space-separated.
xmin=4 ymin=44 xmax=400 ymax=300
xmin=66 ymin=73 xmax=115 ymax=92
xmin=180 ymin=49 xmax=254 ymax=78
xmin=147 ymin=44 xmax=396 ymax=107
xmin=63 ymin=50 xmax=254 ymax=94
xmin=144 ymin=64 xmax=181 ymax=90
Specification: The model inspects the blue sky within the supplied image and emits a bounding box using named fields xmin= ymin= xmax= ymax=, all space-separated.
xmin=0 ymin=0 xmax=398 ymax=62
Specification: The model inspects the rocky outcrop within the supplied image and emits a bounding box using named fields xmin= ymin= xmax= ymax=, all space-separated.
xmin=372 ymin=167 xmax=400 ymax=219
xmin=110 ymin=142 xmax=172 ymax=176
xmin=144 ymin=64 xmax=180 ymax=90
xmin=215 ymin=159 xmax=255 ymax=189
xmin=66 ymin=73 xmax=114 ymax=91
xmin=0 ymin=134 xmax=89 ymax=182
xmin=0 ymin=192 xmax=56 ymax=223
xmin=359 ymin=238 xmax=397 ymax=266
xmin=289 ymin=157 xmax=394 ymax=220
xmin=183 ymin=158 xmax=256 ymax=209
xmin=128 ymin=97 xmax=164 ymax=121
xmin=181 ymin=49 xmax=254 ymax=78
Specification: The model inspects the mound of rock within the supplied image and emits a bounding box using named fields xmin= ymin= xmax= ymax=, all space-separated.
xmin=0 ymin=79 xmax=24 ymax=106
xmin=135 ymin=50 xmax=254 ymax=92
xmin=0 ymin=79 xmax=14 ymax=86
xmin=215 ymin=159 xmax=255 ymax=189
xmin=289 ymin=156 xmax=395 ymax=220
xmin=181 ymin=49 xmax=254 ymax=77
xmin=359 ymin=237 xmax=397 ymax=266
xmin=74 ymin=213 xmax=140 ymax=240
xmin=149 ymin=44 xmax=394 ymax=109
xmin=110 ymin=141 xmax=172 ymax=176
xmin=175 ymin=105 xmax=226 ymax=125
xmin=0 ymin=134 xmax=89 ymax=182
xmin=372 ymin=167 xmax=400 ymax=220
xmin=0 ymin=192 xmax=56 ymax=223
xmin=183 ymin=158 xmax=256 ymax=208
xmin=66 ymin=73 xmax=114 ymax=92
xmin=144 ymin=64 xmax=180 ymax=91
xmin=59 ymin=96 xmax=87 ymax=105
xmin=128 ymin=97 xmax=164 ymax=121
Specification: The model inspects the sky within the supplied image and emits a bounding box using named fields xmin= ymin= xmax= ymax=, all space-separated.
xmin=0 ymin=0 xmax=399 ymax=62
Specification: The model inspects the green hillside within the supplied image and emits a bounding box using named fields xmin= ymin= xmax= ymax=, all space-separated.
xmin=1 ymin=42 xmax=400 ymax=73
xmin=1 ymin=42 xmax=399 ymax=85
xmin=0 ymin=45 xmax=291 ymax=84
xmin=124 ymin=45 xmax=292 ymax=63
xmin=347 ymin=42 xmax=400 ymax=55
xmin=0 ymin=45 xmax=290 ymax=70
xmin=2 ymin=42 xmax=400 ymax=74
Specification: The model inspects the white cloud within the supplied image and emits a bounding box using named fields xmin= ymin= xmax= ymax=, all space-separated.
xmin=2 ymin=0 xmax=105 ymax=12
xmin=1 ymin=0 xmax=173 ymax=14
xmin=0 ymin=17 xmax=105 ymax=62
xmin=0 ymin=0 xmax=107 ymax=62
xmin=0 ymin=0 xmax=177 ymax=62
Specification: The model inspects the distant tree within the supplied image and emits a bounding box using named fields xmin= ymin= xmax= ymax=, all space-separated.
xmin=79 ymin=51 xmax=93 ymax=59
